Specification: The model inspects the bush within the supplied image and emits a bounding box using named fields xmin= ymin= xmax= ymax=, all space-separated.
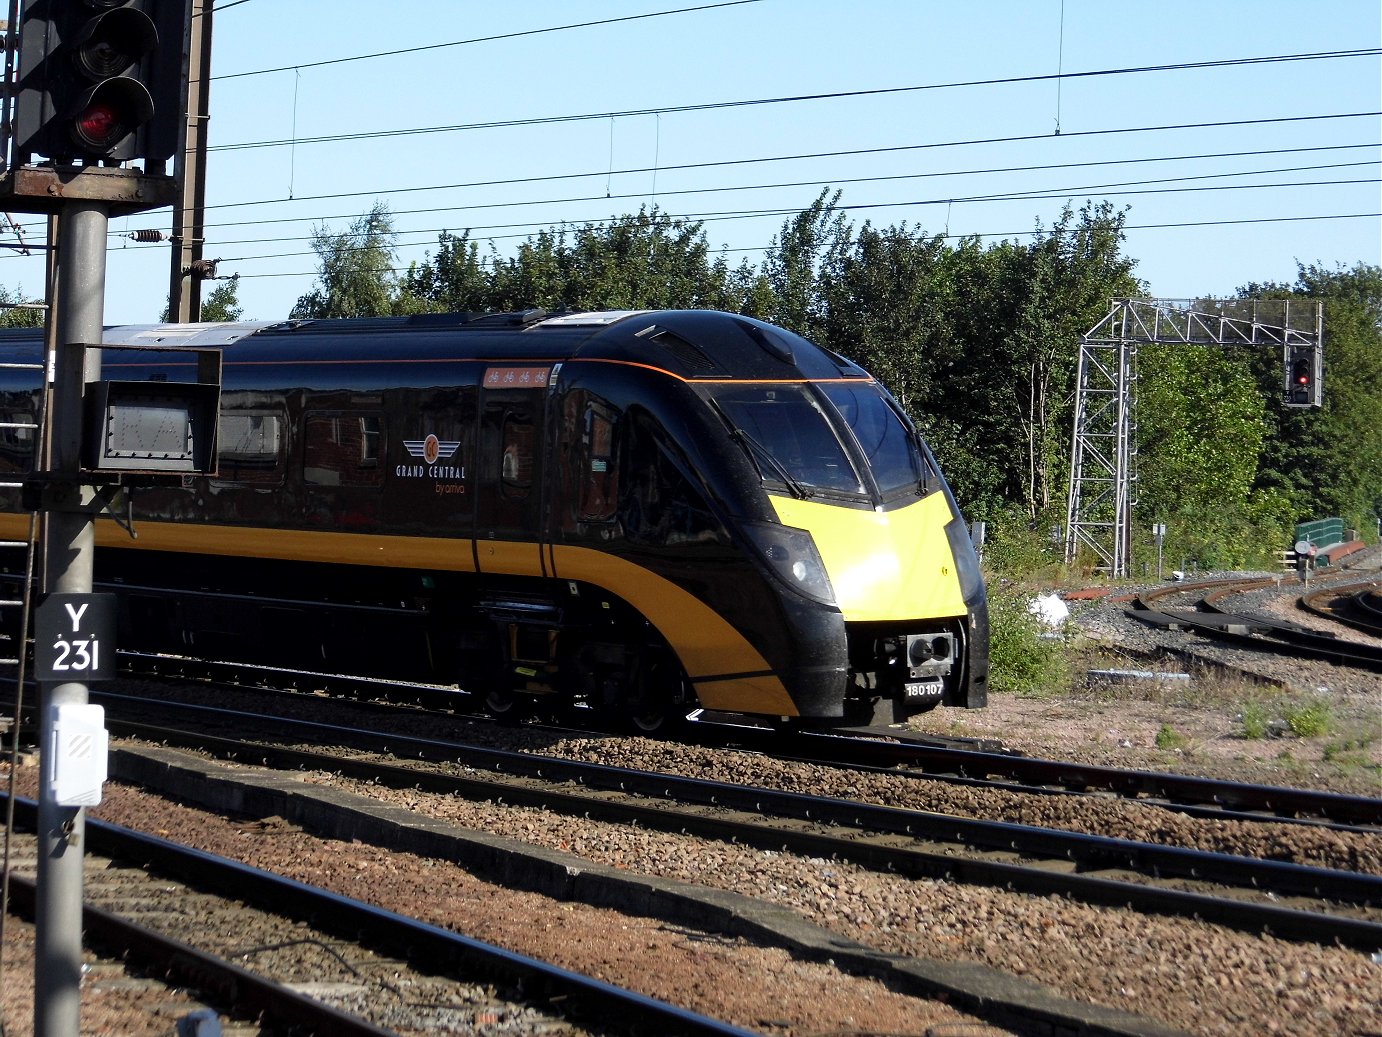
xmin=986 ymin=585 xmax=1068 ymax=696
xmin=1284 ymin=700 xmax=1333 ymax=738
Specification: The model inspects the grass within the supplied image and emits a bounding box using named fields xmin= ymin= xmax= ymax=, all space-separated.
xmin=1154 ymin=724 xmax=1189 ymax=750
xmin=1234 ymin=697 xmax=1337 ymax=740
xmin=1283 ymin=699 xmax=1333 ymax=738
xmin=1239 ymin=701 xmax=1271 ymax=739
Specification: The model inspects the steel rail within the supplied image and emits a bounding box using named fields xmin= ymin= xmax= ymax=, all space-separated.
xmin=86 ymin=701 xmax=1382 ymax=952
xmin=4 ymin=867 xmax=398 ymax=1037
xmin=1130 ymin=583 xmax=1382 ymax=671
xmin=743 ymin=725 xmax=1382 ymax=828
xmin=13 ymin=643 xmax=1378 ymax=831
xmin=4 ymin=676 xmax=1380 ymax=831
xmin=4 ymin=795 xmax=756 ymax=1037
xmin=1299 ymin=580 xmax=1382 ymax=639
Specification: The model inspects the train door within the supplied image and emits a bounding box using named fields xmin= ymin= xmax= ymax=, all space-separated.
xmin=475 ymin=365 xmax=553 ymax=576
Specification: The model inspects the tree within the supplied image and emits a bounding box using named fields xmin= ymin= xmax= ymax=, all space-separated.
xmin=1242 ymin=263 xmax=1382 ymax=532
xmin=756 ymin=188 xmax=851 ymax=335
xmin=0 ymin=284 xmax=44 ymax=328
xmin=200 ymin=277 xmax=245 ymax=322
xmin=1136 ymin=343 xmax=1290 ymax=569
xmin=161 ymin=275 xmax=245 ymax=323
xmin=291 ymin=201 xmax=400 ymax=319
xmin=401 ymin=207 xmax=741 ymax=315
xmin=398 ymin=230 xmax=492 ymax=314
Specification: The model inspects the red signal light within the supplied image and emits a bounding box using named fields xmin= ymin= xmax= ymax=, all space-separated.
xmin=73 ymin=103 xmax=122 ymax=149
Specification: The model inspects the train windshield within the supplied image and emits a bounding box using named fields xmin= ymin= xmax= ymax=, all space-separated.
xmin=818 ymin=383 xmax=927 ymax=497
xmin=709 ymin=385 xmax=865 ymax=497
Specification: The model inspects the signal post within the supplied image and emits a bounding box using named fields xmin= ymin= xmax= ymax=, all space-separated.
xmin=1 ymin=3 xmax=200 ymax=1035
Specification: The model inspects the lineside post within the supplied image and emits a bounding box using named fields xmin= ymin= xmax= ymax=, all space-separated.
xmin=34 ymin=201 xmax=108 ymax=1037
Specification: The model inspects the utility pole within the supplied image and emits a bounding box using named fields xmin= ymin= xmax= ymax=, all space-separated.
xmin=170 ymin=0 xmax=214 ymax=322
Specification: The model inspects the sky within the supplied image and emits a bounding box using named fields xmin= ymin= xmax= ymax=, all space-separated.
xmin=3 ymin=0 xmax=1379 ymax=326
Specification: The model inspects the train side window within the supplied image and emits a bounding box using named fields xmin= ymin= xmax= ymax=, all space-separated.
xmin=579 ymin=406 xmax=619 ymax=521
xmin=500 ymin=412 xmax=534 ymax=496
xmin=304 ymin=413 xmax=383 ymax=487
xmin=0 ymin=395 xmax=37 ymax=475
xmin=214 ymin=410 xmax=284 ymax=486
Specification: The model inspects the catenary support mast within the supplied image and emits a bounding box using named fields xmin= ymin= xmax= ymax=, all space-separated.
xmin=1065 ymin=297 xmax=1323 ymax=578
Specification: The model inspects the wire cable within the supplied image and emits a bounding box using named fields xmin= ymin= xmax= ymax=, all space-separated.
xmin=210 ymin=48 xmax=1382 ymax=153
xmin=201 ymin=110 xmax=1382 ymax=213
xmin=188 ymin=165 xmax=1382 ymax=251
xmin=207 ymin=211 xmax=1382 ymax=281
xmin=214 ymin=1 xmax=765 ymax=80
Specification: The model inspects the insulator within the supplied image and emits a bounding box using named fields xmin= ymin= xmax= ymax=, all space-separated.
xmin=128 ymin=229 xmax=166 ymax=243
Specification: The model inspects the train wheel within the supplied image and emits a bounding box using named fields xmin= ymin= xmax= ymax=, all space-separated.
xmin=484 ymin=687 xmax=529 ymax=723
xmin=626 ymin=651 xmax=688 ymax=737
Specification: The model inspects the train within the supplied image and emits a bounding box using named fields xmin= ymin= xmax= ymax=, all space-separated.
xmin=0 ymin=308 xmax=988 ymax=731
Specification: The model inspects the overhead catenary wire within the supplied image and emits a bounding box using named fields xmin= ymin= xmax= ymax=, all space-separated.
xmin=199 ymin=111 xmax=1382 ymax=214
xmin=212 ymin=1 xmax=767 ymax=81
xmin=211 ymin=212 xmax=1382 ymax=283
xmin=196 ymin=177 xmax=1381 ymax=267
xmin=206 ymin=48 xmax=1382 ymax=153
xmin=211 ymin=158 xmax=1382 ymax=243
xmin=7 ymin=115 xmax=1375 ymax=244
xmin=182 ymin=166 xmax=1382 ymax=254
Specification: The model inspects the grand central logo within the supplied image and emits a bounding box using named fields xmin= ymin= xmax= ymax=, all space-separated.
xmin=397 ymin=434 xmax=466 ymax=490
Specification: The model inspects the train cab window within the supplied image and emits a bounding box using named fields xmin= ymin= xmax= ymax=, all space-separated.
xmin=710 ymin=385 xmax=864 ymax=497
xmin=303 ymin=413 xmax=383 ymax=487
xmin=621 ymin=413 xmax=726 ymax=547
xmin=214 ymin=410 xmax=284 ymax=486
xmin=819 ymin=383 xmax=930 ymax=498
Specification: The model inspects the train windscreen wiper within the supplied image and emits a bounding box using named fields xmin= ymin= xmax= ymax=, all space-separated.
xmin=707 ymin=399 xmax=811 ymax=499
xmin=730 ymin=425 xmax=812 ymax=500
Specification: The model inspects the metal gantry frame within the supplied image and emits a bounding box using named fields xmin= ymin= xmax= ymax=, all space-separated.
xmin=1064 ymin=297 xmax=1322 ymax=577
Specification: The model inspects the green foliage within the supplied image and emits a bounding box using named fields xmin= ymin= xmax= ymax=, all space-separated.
xmin=398 ymin=207 xmax=742 ymax=316
xmin=1240 ymin=263 xmax=1382 ymax=534
xmin=0 ymin=284 xmax=44 ymax=328
xmin=985 ymin=585 xmax=1068 ymax=695
xmin=292 ymin=201 xmax=400 ymax=319
xmin=1284 ymin=700 xmax=1333 ymax=738
xmin=1154 ymin=724 xmax=1188 ymax=750
xmin=976 ymin=506 xmax=1067 ymax=580
xmin=1239 ymin=702 xmax=1270 ymax=739
xmin=201 ymin=277 xmax=245 ymax=322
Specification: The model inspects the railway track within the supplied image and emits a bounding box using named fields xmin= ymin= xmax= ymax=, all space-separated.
xmin=2 ymin=795 xmax=754 ymax=1037
xmin=1128 ymin=577 xmax=1382 ymax=672
xmin=12 ymin=643 xmax=1380 ymax=833
xmin=709 ymin=722 xmax=1382 ymax=831
xmin=71 ymin=698 xmax=1382 ymax=953
xmin=1300 ymin=579 xmax=1382 ymax=640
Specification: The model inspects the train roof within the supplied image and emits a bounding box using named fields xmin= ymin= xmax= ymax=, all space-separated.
xmin=0 ymin=309 xmax=870 ymax=383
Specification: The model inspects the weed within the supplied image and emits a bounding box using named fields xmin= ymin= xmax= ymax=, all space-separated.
xmin=1239 ymin=701 xmax=1271 ymax=740
xmin=1284 ymin=700 xmax=1333 ymax=738
xmin=986 ymin=585 xmax=1069 ymax=696
xmin=1155 ymin=724 xmax=1188 ymax=750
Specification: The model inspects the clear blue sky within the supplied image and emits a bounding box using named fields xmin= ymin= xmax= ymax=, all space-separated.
xmin=5 ymin=0 xmax=1379 ymax=325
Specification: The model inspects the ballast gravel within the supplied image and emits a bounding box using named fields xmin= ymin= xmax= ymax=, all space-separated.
xmin=4 ymin=564 xmax=1379 ymax=1036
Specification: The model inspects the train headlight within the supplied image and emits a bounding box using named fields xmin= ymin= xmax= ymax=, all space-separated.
xmin=742 ymin=522 xmax=837 ymax=606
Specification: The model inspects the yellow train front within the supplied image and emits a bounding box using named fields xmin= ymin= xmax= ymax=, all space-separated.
xmin=0 ymin=309 xmax=988 ymax=730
